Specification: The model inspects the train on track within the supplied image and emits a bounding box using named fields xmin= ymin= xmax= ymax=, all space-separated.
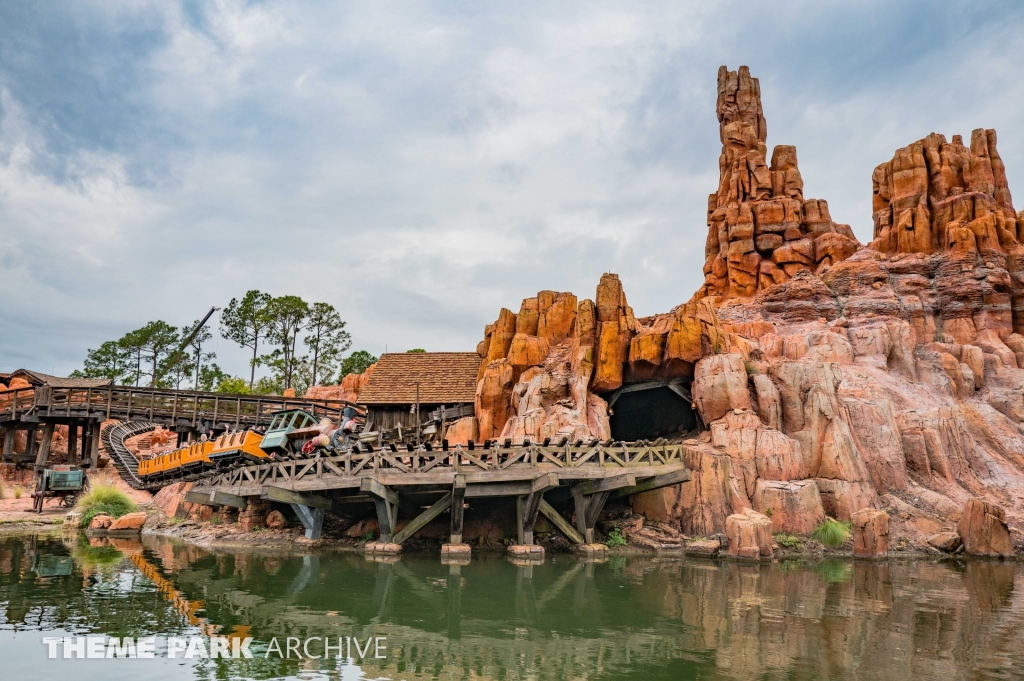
xmin=137 ymin=407 xmax=360 ymax=483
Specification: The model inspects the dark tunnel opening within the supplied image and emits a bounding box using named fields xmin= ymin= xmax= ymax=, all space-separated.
xmin=608 ymin=386 xmax=697 ymax=441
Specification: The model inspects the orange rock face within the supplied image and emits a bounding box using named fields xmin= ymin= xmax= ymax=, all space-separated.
xmin=851 ymin=508 xmax=889 ymax=558
xmin=305 ymin=363 xmax=376 ymax=404
xmin=957 ymin=498 xmax=1013 ymax=557
xmin=698 ymin=66 xmax=859 ymax=300
xmin=725 ymin=508 xmax=773 ymax=560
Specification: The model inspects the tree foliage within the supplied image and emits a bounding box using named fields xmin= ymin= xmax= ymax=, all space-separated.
xmin=339 ymin=350 xmax=377 ymax=379
xmin=220 ymin=290 xmax=274 ymax=389
xmin=304 ymin=302 xmax=351 ymax=387
xmin=260 ymin=295 xmax=309 ymax=391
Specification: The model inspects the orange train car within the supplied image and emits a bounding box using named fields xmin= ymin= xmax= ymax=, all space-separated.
xmin=138 ymin=430 xmax=269 ymax=480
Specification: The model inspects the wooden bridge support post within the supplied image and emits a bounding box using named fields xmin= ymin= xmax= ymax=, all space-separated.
xmin=450 ymin=475 xmax=466 ymax=545
xmin=67 ymin=423 xmax=78 ymax=466
xmin=2 ymin=427 xmax=14 ymax=462
xmin=88 ymin=422 xmax=101 ymax=470
xmin=361 ymin=479 xmax=399 ymax=543
xmin=25 ymin=426 xmax=37 ymax=462
xmin=515 ymin=473 xmax=559 ymax=545
xmin=290 ymin=504 xmax=325 ymax=541
xmin=572 ymin=488 xmax=611 ymax=544
xmin=32 ymin=422 xmax=55 ymax=513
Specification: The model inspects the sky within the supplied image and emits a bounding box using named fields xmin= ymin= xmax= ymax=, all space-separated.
xmin=2 ymin=1 xmax=1024 ymax=380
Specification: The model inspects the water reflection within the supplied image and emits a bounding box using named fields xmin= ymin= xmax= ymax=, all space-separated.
xmin=2 ymin=532 xmax=1024 ymax=680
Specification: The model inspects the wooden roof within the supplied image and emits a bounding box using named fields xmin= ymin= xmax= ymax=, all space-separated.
xmin=10 ymin=369 xmax=113 ymax=389
xmin=358 ymin=353 xmax=480 ymax=406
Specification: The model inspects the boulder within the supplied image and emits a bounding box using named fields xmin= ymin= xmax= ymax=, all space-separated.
xmin=108 ymin=512 xmax=147 ymax=532
xmin=685 ymin=538 xmax=720 ymax=557
xmin=725 ymin=508 xmax=773 ymax=560
xmin=444 ymin=417 xmax=478 ymax=446
xmin=265 ymin=510 xmax=287 ymax=529
xmin=927 ymin=531 xmax=962 ymax=552
xmin=152 ymin=481 xmax=193 ymax=519
xmin=89 ymin=514 xmax=113 ymax=531
xmin=750 ymin=479 xmax=825 ymax=535
xmin=851 ymin=508 xmax=889 ymax=558
xmin=692 ymin=354 xmax=752 ymax=423
xmin=957 ymin=498 xmax=1013 ymax=557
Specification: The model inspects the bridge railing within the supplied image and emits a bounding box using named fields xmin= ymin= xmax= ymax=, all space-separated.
xmin=11 ymin=385 xmax=351 ymax=428
xmin=213 ymin=441 xmax=687 ymax=489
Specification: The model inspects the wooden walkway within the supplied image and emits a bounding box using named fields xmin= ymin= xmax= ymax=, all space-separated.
xmin=188 ymin=441 xmax=691 ymax=550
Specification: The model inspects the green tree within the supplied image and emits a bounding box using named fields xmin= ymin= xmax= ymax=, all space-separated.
xmin=339 ymin=350 xmax=377 ymax=379
xmin=161 ymin=350 xmax=195 ymax=389
xmin=217 ymin=376 xmax=251 ymax=395
xmin=118 ymin=327 xmax=149 ymax=386
xmin=73 ymin=340 xmax=132 ymax=382
xmin=220 ymin=290 xmax=273 ymax=390
xmin=262 ymin=295 xmax=309 ymax=391
xmin=406 ymin=348 xmax=426 ymax=353
xmin=137 ymin=321 xmax=179 ymax=387
xmin=304 ymin=302 xmax=351 ymax=386
xmin=181 ymin=319 xmax=216 ymax=389
xmin=197 ymin=363 xmax=229 ymax=392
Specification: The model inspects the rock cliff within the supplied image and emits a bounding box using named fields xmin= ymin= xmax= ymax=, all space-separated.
xmin=466 ymin=65 xmax=1024 ymax=551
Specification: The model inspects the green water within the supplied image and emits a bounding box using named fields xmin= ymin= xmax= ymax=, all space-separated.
xmin=2 ymin=532 xmax=1024 ymax=680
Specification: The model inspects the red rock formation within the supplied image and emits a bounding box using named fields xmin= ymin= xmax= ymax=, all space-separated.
xmin=851 ymin=508 xmax=889 ymax=558
xmin=725 ymin=508 xmax=773 ymax=559
xmin=305 ymin=363 xmax=377 ymax=404
xmin=468 ymin=64 xmax=1024 ymax=554
xmin=698 ymin=66 xmax=859 ymax=300
xmin=957 ymin=498 xmax=1013 ymax=557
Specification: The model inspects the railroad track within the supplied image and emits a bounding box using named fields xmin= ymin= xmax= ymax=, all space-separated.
xmin=101 ymin=421 xmax=161 ymax=490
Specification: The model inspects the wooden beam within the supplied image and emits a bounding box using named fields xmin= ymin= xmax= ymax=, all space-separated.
xmin=611 ymin=468 xmax=691 ymax=498
xmin=392 ymin=492 xmax=453 ymax=544
xmin=465 ymin=481 xmax=532 ymax=497
xmin=538 ymin=499 xmax=585 ymax=544
xmin=450 ymin=475 xmax=466 ymax=544
xmin=88 ymin=422 xmax=101 ymax=469
xmin=2 ymin=428 xmax=14 ymax=462
xmin=360 ymin=478 xmax=399 ymax=505
xmin=261 ymin=485 xmax=332 ymax=510
xmin=211 ymin=489 xmax=248 ymax=509
xmin=571 ymin=473 xmax=636 ymax=496
xmin=531 ymin=471 xmax=560 ymax=493
xmin=185 ymin=491 xmax=216 ymax=506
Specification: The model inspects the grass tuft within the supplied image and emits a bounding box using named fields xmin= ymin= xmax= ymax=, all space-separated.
xmin=774 ymin=532 xmax=801 ymax=548
xmin=14 ymin=486 xmax=23 ymax=499
xmin=76 ymin=482 xmax=137 ymax=527
xmin=811 ymin=518 xmax=851 ymax=548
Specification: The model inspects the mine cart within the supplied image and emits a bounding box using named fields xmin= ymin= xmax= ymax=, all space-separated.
xmin=32 ymin=465 xmax=88 ymax=512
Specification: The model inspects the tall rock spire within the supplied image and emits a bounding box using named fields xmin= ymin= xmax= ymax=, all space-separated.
xmin=699 ymin=66 xmax=860 ymax=300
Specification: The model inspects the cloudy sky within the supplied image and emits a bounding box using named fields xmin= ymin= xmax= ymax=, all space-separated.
xmin=2 ymin=1 xmax=1023 ymax=380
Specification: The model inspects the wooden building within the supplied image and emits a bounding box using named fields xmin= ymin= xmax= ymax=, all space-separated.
xmin=358 ymin=352 xmax=479 ymax=438
xmin=1 ymin=369 xmax=113 ymax=468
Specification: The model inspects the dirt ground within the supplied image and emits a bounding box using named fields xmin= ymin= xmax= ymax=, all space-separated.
xmin=0 ymin=467 xmax=152 ymax=527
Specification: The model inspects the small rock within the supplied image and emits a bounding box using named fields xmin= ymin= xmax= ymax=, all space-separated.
xmin=958 ymin=498 xmax=1013 ymax=557
xmin=685 ymin=539 xmax=720 ymax=557
xmin=109 ymin=512 xmax=147 ymax=532
xmin=265 ymin=510 xmax=287 ymax=529
xmin=851 ymin=508 xmax=889 ymax=558
xmin=927 ymin=531 xmax=962 ymax=552
xmin=89 ymin=514 xmax=113 ymax=531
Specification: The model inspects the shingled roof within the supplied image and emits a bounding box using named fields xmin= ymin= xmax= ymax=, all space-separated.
xmin=10 ymin=369 xmax=113 ymax=389
xmin=358 ymin=352 xmax=480 ymax=406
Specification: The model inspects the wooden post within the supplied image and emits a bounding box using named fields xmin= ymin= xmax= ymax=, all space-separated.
xmin=26 ymin=426 xmax=37 ymax=461
xmin=89 ymin=422 xmax=101 ymax=470
xmin=33 ymin=422 xmax=55 ymax=510
xmin=450 ymin=475 xmax=466 ymax=545
xmin=415 ymin=383 xmax=421 ymax=445
xmin=68 ymin=422 xmax=78 ymax=465
xmin=80 ymin=424 xmax=91 ymax=468
xmin=2 ymin=427 xmax=14 ymax=462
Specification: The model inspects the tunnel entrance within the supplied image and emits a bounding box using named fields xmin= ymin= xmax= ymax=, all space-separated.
xmin=607 ymin=379 xmax=697 ymax=441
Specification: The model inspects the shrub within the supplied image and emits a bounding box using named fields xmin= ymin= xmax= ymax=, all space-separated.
xmin=605 ymin=528 xmax=628 ymax=548
xmin=775 ymin=532 xmax=801 ymax=548
xmin=362 ymin=530 xmax=376 ymax=542
xmin=14 ymin=486 xmax=23 ymax=499
xmin=76 ymin=482 xmax=137 ymax=527
xmin=811 ymin=518 xmax=851 ymax=548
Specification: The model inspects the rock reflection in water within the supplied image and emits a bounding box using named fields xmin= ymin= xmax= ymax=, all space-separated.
xmin=3 ymin=533 xmax=1024 ymax=680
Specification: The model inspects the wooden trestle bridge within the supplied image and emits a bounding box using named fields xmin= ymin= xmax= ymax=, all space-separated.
xmin=185 ymin=440 xmax=691 ymax=550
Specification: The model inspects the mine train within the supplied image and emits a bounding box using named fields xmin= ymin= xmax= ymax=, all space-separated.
xmin=137 ymin=407 xmax=361 ymax=481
